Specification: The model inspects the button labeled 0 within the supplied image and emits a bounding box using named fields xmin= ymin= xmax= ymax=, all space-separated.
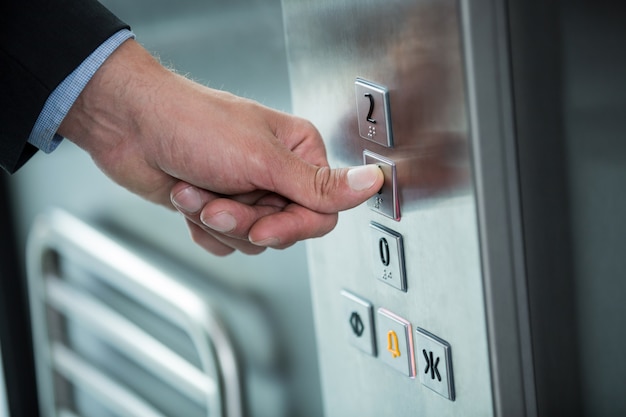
xmin=370 ymin=222 xmax=407 ymax=292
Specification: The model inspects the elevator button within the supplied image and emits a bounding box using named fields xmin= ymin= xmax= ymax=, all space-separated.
xmin=377 ymin=309 xmax=415 ymax=377
xmin=355 ymin=78 xmax=393 ymax=148
xmin=370 ymin=222 xmax=407 ymax=291
xmin=363 ymin=150 xmax=400 ymax=221
xmin=341 ymin=290 xmax=376 ymax=356
xmin=415 ymin=328 xmax=455 ymax=401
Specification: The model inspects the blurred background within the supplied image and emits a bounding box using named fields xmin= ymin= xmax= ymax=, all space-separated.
xmin=1 ymin=1 xmax=625 ymax=417
xmin=1 ymin=1 xmax=322 ymax=416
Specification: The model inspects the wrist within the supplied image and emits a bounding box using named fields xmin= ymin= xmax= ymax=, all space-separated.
xmin=58 ymin=39 xmax=171 ymax=164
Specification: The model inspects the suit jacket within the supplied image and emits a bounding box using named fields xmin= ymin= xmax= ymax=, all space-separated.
xmin=0 ymin=0 xmax=129 ymax=173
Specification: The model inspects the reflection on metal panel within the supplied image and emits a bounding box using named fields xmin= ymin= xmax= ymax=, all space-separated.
xmin=284 ymin=0 xmax=494 ymax=415
xmin=26 ymin=210 xmax=242 ymax=417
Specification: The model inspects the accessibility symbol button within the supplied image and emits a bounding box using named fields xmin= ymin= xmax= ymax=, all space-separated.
xmin=350 ymin=312 xmax=365 ymax=337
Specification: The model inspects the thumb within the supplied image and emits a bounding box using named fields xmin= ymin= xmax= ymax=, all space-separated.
xmin=271 ymin=162 xmax=385 ymax=214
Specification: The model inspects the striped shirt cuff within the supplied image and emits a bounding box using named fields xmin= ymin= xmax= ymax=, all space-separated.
xmin=27 ymin=29 xmax=136 ymax=153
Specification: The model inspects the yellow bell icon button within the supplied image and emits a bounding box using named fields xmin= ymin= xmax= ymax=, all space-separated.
xmin=377 ymin=308 xmax=415 ymax=377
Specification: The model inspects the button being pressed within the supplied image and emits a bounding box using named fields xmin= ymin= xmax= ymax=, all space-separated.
xmin=363 ymin=150 xmax=400 ymax=221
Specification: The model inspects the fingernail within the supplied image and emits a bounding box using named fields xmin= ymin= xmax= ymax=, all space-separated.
xmin=250 ymin=237 xmax=280 ymax=247
xmin=201 ymin=211 xmax=237 ymax=233
xmin=172 ymin=186 xmax=203 ymax=213
xmin=347 ymin=165 xmax=381 ymax=191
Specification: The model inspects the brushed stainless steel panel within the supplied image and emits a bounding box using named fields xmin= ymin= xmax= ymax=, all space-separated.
xmin=283 ymin=0 xmax=494 ymax=415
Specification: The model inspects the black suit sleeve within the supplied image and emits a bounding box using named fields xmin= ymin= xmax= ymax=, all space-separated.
xmin=0 ymin=0 xmax=130 ymax=174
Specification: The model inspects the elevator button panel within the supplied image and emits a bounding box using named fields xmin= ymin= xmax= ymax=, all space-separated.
xmin=376 ymin=308 xmax=415 ymax=377
xmin=370 ymin=222 xmax=407 ymax=291
xmin=341 ymin=290 xmax=376 ymax=356
xmin=415 ymin=328 xmax=455 ymax=401
xmin=363 ymin=150 xmax=400 ymax=221
xmin=355 ymin=78 xmax=393 ymax=148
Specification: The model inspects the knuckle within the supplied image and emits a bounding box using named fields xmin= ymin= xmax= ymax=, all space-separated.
xmin=312 ymin=167 xmax=340 ymax=209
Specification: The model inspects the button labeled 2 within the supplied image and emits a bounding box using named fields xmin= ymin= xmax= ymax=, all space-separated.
xmin=355 ymin=78 xmax=393 ymax=148
xmin=370 ymin=222 xmax=407 ymax=292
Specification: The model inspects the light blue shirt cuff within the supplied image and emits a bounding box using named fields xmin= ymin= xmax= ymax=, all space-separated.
xmin=27 ymin=29 xmax=136 ymax=153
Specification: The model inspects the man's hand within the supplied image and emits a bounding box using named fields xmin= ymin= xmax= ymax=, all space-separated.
xmin=59 ymin=39 xmax=383 ymax=255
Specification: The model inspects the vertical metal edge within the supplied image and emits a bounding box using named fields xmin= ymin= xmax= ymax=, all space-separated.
xmin=25 ymin=217 xmax=58 ymax=417
xmin=459 ymin=0 xmax=537 ymax=416
xmin=507 ymin=0 xmax=583 ymax=414
xmin=0 ymin=174 xmax=40 ymax=417
xmin=0 ymin=344 xmax=7 ymax=417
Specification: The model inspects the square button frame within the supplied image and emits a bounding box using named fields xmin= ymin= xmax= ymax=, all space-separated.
xmin=415 ymin=328 xmax=455 ymax=401
xmin=355 ymin=78 xmax=393 ymax=148
xmin=376 ymin=308 xmax=415 ymax=377
xmin=363 ymin=150 xmax=400 ymax=221
xmin=340 ymin=290 xmax=376 ymax=356
xmin=370 ymin=222 xmax=407 ymax=292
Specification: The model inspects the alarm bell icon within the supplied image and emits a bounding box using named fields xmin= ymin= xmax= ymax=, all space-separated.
xmin=387 ymin=330 xmax=401 ymax=358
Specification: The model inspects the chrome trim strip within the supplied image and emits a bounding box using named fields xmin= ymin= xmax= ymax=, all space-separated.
xmin=460 ymin=0 xmax=537 ymax=415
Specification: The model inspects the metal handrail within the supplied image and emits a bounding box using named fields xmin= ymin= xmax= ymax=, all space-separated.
xmin=52 ymin=343 xmax=167 ymax=417
xmin=46 ymin=276 xmax=217 ymax=405
xmin=27 ymin=209 xmax=243 ymax=417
